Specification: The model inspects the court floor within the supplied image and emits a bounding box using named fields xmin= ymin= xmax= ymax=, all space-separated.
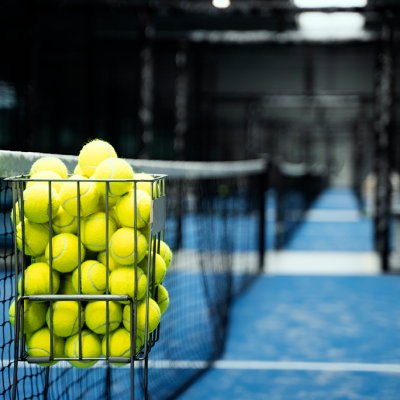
xmin=177 ymin=188 xmax=400 ymax=400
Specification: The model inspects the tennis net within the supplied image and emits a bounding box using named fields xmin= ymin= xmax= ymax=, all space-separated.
xmin=0 ymin=150 xmax=267 ymax=400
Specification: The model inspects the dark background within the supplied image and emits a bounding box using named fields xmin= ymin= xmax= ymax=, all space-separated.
xmin=1 ymin=0 xmax=400 ymax=184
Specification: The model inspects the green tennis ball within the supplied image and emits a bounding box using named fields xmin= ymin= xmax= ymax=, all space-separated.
xmin=138 ymin=253 xmax=166 ymax=287
xmin=123 ymin=299 xmax=161 ymax=334
xmin=85 ymin=301 xmax=122 ymax=334
xmin=154 ymin=240 xmax=173 ymax=270
xmin=19 ymin=263 xmax=60 ymax=297
xmin=155 ymin=285 xmax=169 ymax=315
xmin=94 ymin=158 xmax=134 ymax=197
xmin=101 ymin=326 xmax=145 ymax=366
xmin=51 ymin=208 xmax=78 ymax=235
xmin=72 ymin=260 xmax=107 ymax=295
xmin=59 ymin=177 xmax=100 ymax=217
xmin=9 ymin=297 xmax=48 ymax=333
xmin=65 ymin=329 xmax=101 ymax=368
xmin=45 ymin=233 xmax=85 ymax=273
xmin=134 ymin=173 xmax=161 ymax=198
xmin=11 ymin=202 xmax=21 ymax=226
xmin=58 ymin=272 xmax=77 ymax=295
xmin=46 ymin=301 xmax=84 ymax=337
xmin=109 ymin=267 xmax=147 ymax=304
xmin=16 ymin=219 xmax=49 ymax=256
xmin=81 ymin=212 xmax=117 ymax=252
xmin=97 ymin=251 xmax=120 ymax=273
xmin=115 ymin=190 xmax=151 ymax=229
xmin=109 ymin=228 xmax=147 ymax=266
xmin=27 ymin=171 xmax=64 ymax=194
xmin=79 ymin=139 xmax=117 ymax=178
xmin=27 ymin=327 xmax=65 ymax=366
xmin=30 ymin=157 xmax=68 ymax=179
xmin=23 ymin=185 xmax=60 ymax=223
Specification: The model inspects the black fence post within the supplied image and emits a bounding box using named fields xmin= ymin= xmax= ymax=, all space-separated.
xmin=374 ymin=14 xmax=395 ymax=273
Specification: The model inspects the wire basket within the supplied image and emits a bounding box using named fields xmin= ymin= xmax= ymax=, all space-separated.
xmin=5 ymin=174 xmax=167 ymax=400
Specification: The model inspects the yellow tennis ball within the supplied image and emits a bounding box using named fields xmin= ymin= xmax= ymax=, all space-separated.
xmin=156 ymin=285 xmax=169 ymax=315
xmin=72 ymin=260 xmax=107 ymax=295
xmin=59 ymin=177 xmax=100 ymax=217
xmin=79 ymin=139 xmax=117 ymax=178
xmin=45 ymin=233 xmax=85 ymax=273
xmin=94 ymin=158 xmax=134 ymax=197
xmin=58 ymin=272 xmax=76 ymax=295
xmin=27 ymin=171 xmax=64 ymax=194
xmin=23 ymin=184 xmax=60 ymax=223
xmin=154 ymin=240 xmax=173 ymax=270
xmin=101 ymin=326 xmax=145 ymax=366
xmin=65 ymin=329 xmax=101 ymax=368
xmin=27 ymin=327 xmax=65 ymax=366
xmin=9 ymin=297 xmax=48 ymax=333
xmin=97 ymin=251 xmax=120 ymax=273
xmin=11 ymin=202 xmax=21 ymax=226
xmin=90 ymin=203 xmax=121 ymax=228
xmin=85 ymin=301 xmax=122 ymax=334
xmin=115 ymin=190 xmax=151 ymax=229
xmin=30 ymin=157 xmax=68 ymax=179
xmin=134 ymin=173 xmax=161 ymax=198
xmin=19 ymin=262 xmax=60 ymax=297
xmin=140 ymin=224 xmax=151 ymax=243
xmin=109 ymin=267 xmax=147 ymax=304
xmin=16 ymin=219 xmax=49 ymax=256
xmin=138 ymin=253 xmax=166 ymax=287
xmin=98 ymin=193 xmax=118 ymax=207
xmin=109 ymin=228 xmax=147 ymax=266
xmin=46 ymin=301 xmax=84 ymax=337
xmin=51 ymin=208 xmax=78 ymax=235
xmin=81 ymin=212 xmax=117 ymax=252
xmin=123 ymin=299 xmax=161 ymax=334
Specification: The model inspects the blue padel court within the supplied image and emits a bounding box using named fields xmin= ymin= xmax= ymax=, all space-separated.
xmin=177 ymin=188 xmax=400 ymax=400
xmin=2 ymin=187 xmax=398 ymax=399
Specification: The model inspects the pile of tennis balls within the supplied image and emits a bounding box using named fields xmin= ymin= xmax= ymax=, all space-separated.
xmin=9 ymin=139 xmax=172 ymax=368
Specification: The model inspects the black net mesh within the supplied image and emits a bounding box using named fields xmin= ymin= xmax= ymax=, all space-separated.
xmin=0 ymin=155 xmax=266 ymax=400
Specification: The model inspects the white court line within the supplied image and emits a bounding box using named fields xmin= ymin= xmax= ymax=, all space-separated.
xmin=4 ymin=360 xmax=400 ymax=373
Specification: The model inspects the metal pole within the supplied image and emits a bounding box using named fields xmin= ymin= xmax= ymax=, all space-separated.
xmin=11 ymin=182 xmax=19 ymax=400
xmin=374 ymin=14 xmax=395 ymax=272
xmin=137 ymin=10 xmax=154 ymax=159
xmin=174 ymin=40 xmax=189 ymax=161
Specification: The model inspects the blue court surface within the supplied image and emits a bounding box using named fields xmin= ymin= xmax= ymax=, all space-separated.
xmin=177 ymin=189 xmax=400 ymax=400
xmin=2 ymin=188 xmax=399 ymax=399
xmin=177 ymin=276 xmax=400 ymax=400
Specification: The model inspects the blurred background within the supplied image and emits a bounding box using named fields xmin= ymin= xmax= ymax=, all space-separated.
xmin=2 ymin=0 xmax=400 ymax=399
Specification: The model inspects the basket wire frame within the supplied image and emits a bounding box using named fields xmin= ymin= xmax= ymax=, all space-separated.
xmin=6 ymin=174 xmax=167 ymax=400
